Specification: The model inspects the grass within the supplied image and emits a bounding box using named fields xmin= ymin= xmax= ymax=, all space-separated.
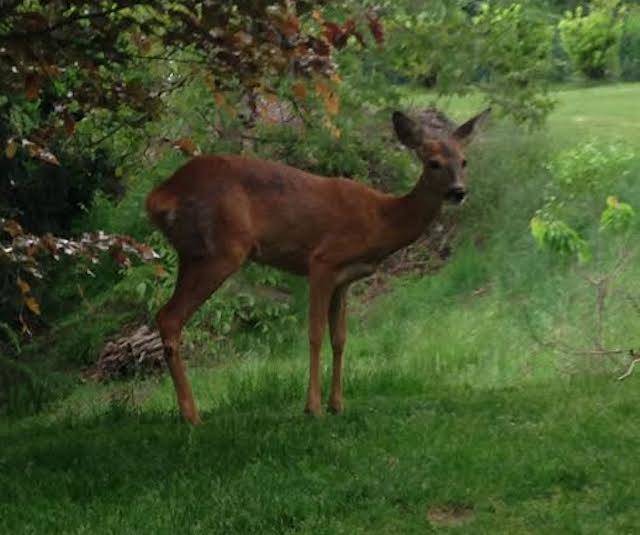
xmin=2 ymin=378 xmax=640 ymax=533
xmin=2 ymin=83 xmax=640 ymax=533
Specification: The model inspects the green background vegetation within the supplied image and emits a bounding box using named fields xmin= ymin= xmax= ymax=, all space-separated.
xmin=1 ymin=1 xmax=640 ymax=532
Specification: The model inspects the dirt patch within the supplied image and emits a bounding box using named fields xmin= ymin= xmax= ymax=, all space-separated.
xmin=426 ymin=504 xmax=475 ymax=528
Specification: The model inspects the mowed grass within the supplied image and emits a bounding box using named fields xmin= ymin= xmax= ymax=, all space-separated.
xmin=404 ymin=82 xmax=640 ymax=147
xmin=2 ymin=84 xmax=640 ymax=533
xmin=2 ymin=379 xmax=640 ymax=534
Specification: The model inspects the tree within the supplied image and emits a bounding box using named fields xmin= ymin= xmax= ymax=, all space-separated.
xmin=0 ymin=1 xmax=383 ymax=331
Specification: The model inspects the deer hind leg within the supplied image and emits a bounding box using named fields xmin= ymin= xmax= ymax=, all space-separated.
xmin=156 ymin=248 xmax=247 ymax=424
xmin=328 ymin=284 xmax=348 ymax=414
xmin=305 ymin=267 xmax=337 ymax=416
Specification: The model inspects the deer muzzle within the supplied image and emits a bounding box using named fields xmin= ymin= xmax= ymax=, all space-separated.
xmin=446 ymin=186 xmax=467 ymax=205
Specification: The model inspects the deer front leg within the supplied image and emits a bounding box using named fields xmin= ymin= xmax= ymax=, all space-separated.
xmin=328 ymin=285 xmax=348 ymax=414
xmin=305 ymin=268 xmax=336 ymax=416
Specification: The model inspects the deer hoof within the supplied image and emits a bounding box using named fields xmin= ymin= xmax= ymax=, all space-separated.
xmin=328 ymin=400 xmax=344 ymax=415
xmin=181 ymin=406 xmax=202 ymax=425
xmin=304 ymin=403 xmax=323 ymax=417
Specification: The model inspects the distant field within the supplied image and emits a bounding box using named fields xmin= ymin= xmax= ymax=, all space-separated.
xmin=1 ymin=84 xmax=640 ymax=534
xmin=404 ymin=82 xmax=640 ymax=146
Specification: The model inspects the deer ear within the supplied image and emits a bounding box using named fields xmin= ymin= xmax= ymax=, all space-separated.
xmin=453 ymin=108 xmax=491 ymax=146
xmin=392 ymin=111 xmax=421 ymax=148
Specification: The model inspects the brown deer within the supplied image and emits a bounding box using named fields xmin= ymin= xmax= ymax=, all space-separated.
xmin=146 ymin=107 xmax=490 ymax=424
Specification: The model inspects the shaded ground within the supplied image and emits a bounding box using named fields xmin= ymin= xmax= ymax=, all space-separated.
xmin=2 ymin=378 xmax=639 ymax=533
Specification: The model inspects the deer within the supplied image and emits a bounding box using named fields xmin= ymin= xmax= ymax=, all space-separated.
xmin=146 ymin=107 xmax=491 ymax=424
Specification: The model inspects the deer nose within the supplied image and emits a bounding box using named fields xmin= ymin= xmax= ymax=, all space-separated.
xmin=447 ymin=186 xmax=467 ymax=204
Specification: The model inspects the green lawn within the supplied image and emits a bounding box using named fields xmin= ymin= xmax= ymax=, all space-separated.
xmin=2 ymin=84 xmax=640 ymax=533
xmin=404 ymin=82 xmax=640 ymax=147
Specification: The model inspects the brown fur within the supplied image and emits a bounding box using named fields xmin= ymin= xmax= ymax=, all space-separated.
xmin=147 ymin=109 xmax=490 ymax=424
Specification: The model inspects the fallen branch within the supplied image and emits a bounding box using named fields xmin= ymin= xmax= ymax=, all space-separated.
xmin=618 ymin=351 xmax=640 ymax=381
xmin=87 ymin=325 xmax=165 ymax=381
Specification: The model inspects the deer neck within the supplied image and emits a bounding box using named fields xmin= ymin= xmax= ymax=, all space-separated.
xmin=379 ymin=173 xmax=444 ymax=254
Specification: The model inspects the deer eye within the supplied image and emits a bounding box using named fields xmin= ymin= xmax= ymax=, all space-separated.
xmin=461 ymin=159 xmax=468 ymax=168
xmin=427 ymin=159 xmax=442 ymax=170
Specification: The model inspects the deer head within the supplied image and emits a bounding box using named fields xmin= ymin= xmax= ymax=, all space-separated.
xmin=392 ymin=108 xmax=491 ymax=204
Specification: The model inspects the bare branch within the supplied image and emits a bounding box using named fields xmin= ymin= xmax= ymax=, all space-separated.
xmin=618 ymin=351 xmax=640 ymax=381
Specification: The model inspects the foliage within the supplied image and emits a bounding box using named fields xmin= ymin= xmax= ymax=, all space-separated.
xmin=530 ymin=137 xmax=638 ymax=362
xmin=600 ymin=195 xmax=635 ymax=232
xmin=621 ymin=7 xmax=640 ymax=80
xmin=380 ymin=0 xmax=555 ymax=125
xmin=559 ymin=0 xmax=626 ymax=79
xmin=531 ymin=139 xmax=636 ymax=259
xmin=0 ymin=355 xmax=71 ymax=417
xmin=530 ymin=215 xmax=589 ymax=260
xmin=0 ymin=1 xmax=383 ymax=163
xmin=0 ymin=1 xmax=383 ymax=332
xmin=1 ymin=86 xmax=640 ymax=534
xmin=128 ymin=239 xmax=299 ymax=349
xmin=547 ymin=140 xmax=634 ymax=196
xmin=0 ymin=218 xmax=158 ymax=335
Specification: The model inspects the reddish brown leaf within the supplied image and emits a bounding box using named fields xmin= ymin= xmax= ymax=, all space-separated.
xmin=5 ymin=138 xmax=17 ymax=159
xmin=325 ymin=92 xmax=339 ymax=116
xmin=323 ymin=19 xmax=364 ymax=50
xmin=40 ymin=233 xmax=58 ymax=255
xmin=42 ymin=64 xmax=61 ymax=77
xmin=367 ymin=13 xmax=384 ymax=45
xmin=233 ymin=31 xmax=253 ymax=47
xmin=17 ymin=277 xmax=31 ymax=295
xmin=23 ymin=140 xmax=60 ymax=166
xmin=323 ymin=22 xmax=342 ymax=47
xmin=309 ymin=38 xmax=331 ymax=57
xmin=315 ymin=80 xmax=339 ymax=116
xmin=137 ymin=243 xmax=159 ymax=261
xmin=214 ymin=91 xmax=226 ymax=108
xmin=323 ymin=117 xmax=341 ymax=139
xmin=213 ymin=91 xmax=237 ymax=117
xmin=24 ymin=296 xmax=41 ymax=316
xmin=343 ymin=19 xmax=356 ymax=35
xmin=63 ymin=110 xmax=76 ymax=136
xmin=277 ymin=15 xmax=301 ymax=38
xmin=132 ymin=32 xmax=152 ymax=54
xmin=314 ymin=80 xmax=330 ymax=99
xmin=173 ymin=137 xmax=199 ymax=156
xmin=25 ymin=73 xmax=41 ymax=101
xmin=292 ymin=81 xmax=307 ymax=100
xmin=3 ymin=219 xmax=24 ymax=238
xmin=154 ymin=264 xmax=169 ymax=278
xmin=110 ymin=247 xmax=129 ymax=267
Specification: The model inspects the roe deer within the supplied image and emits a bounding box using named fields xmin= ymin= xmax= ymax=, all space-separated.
xmin=146 ymin=108 xmax=490 ymax=424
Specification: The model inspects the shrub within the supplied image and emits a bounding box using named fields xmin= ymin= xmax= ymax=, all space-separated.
xmin=621 ymin=8 xmax=640 ymax=81
xmin=559 ymin=0 xmax=625 ymax=80
xmin=532 ymin=139 xmax=637 ymax=261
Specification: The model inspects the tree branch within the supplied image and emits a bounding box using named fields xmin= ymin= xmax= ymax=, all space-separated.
xmin=618 ymin=351 xmax=640 ymax=381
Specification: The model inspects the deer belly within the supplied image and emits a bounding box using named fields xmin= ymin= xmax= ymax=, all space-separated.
xmin=249 ymin=242 xmax=311 ymax=275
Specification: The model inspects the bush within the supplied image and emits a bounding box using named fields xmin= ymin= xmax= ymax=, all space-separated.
xmin=621 ymin=8 xmax=640 ymax=81
xmin=532 ymin=139 xmax=637 ymax=261
xmin=559 ymin=0 xmax=625 ymax=80
xmin=0 ymin=354 xmax=72 ymax=417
